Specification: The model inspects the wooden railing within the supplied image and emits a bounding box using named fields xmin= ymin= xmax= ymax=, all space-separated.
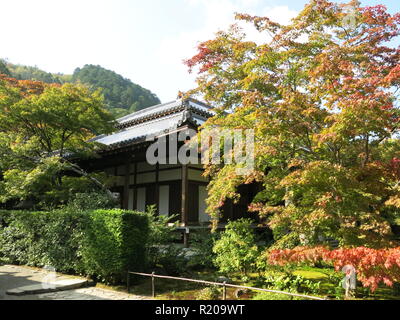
xmin=127 ymin=271 xmax=329 ymax=300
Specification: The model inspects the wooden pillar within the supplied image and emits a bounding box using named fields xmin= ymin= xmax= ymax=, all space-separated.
xmin=155 ymin=163 xmax=160 ymax=215
xmin=181 ymin=164 xmax=189 ymax=247
xmin=123 ymin=158 xmax=131 ymax=210
xmin=114 ymin=166 xmax=121 ymax=208
xmin=132 ymin=162 xmax=137 ymax=210
xmin=181 ymin=164 xmax=188 ymax=224
xmin=114 ymin=167 xmax=118 ymax=188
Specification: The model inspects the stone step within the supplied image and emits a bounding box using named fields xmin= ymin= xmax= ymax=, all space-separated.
xmin=6 ymin=279 xmax=89 ymax=296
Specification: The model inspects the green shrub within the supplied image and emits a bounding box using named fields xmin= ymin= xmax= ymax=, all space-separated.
xmin=145 ymin=205 xmax=179 ymax=269
xmin=36 ymin=209 xmax=86 ymax=273
xmin=0 ymin=210 xmax=85 ymax=272
xmin=188 ymin=229 xmax=219 ymax=270
xmin=143 ymin=205 xmax=189 ymax=275
xmin=65 ymin=192 xmax=118 ymax=211
xmin=213 ymin=219 xmax=259 ymax=277
xmin=155 ymin=245 xmax=188 ymax=276
xmin=0 ymin=211 xmax=46 ymax=266
xmin=146 ymin=206 xmax=177 ymax=245
xmin=0 ymin=208 xmax=149 ymax=284
xmin=81 ymin=209 xmax=149 ymax=283
xmin=263 ymin=273 xmax=321 ymax=294
xmin=195 ymin=286 xmax=222 ymax=300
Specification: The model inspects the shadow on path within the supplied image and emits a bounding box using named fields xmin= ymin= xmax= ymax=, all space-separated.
xmin=0 ymin=265 xmax=137 ymax=300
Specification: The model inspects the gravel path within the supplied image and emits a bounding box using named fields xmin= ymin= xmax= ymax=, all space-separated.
xmin=0 ymin=265 xmax=150 ymax=300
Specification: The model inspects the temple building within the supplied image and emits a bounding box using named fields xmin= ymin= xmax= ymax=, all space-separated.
xmin=79 ymin=98 xmax=260 ymax=243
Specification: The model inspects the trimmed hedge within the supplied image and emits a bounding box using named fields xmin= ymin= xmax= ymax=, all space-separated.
xmin=0 ymin=209 xmax=149 ymax=284
xmin=0 ymin=210 xmax=85 ymax=273
xmin=81 ymin=209 xmax=148 ymax=283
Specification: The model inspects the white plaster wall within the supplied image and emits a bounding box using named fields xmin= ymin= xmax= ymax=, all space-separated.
xmin=128 ymin=189 xmax=134 ymax=210
xmin=136 ymin=172 xmax=156 ymax=184
xmin=198 ymin=185 xmax=210 ymax=222
xmin=136 ymin=187 xmax=146 ymax=212
xmin=188 ymin=169 xmax=207 ymax=182
xmin=159 ymin=185 xmax=170 ymax=216
xmin=159 ymin=169 xmax=181 ymax=182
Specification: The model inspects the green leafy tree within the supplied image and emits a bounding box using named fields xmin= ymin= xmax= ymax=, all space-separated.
xmin=185 ymin=0 xmax=400 ymax=248
xmin=0 ymin=76 xmax=115 ymax=207
xmin=6 ymin=63 xmax=63 ymax=83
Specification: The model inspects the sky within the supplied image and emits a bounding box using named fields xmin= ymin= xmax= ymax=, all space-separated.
xmin=1 ymin=0 xmax=399 ymax=103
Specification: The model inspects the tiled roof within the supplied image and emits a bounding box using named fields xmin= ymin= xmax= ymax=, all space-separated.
xmin=115 ymin=98 xmax=213 ymax=129
xmin=93 ymin=98 xmax=213 ymax=150
xmin=117 ymin=100 xmax=183 ymax=125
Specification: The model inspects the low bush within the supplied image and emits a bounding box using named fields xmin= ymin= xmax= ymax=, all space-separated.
xmin=154 ymin=245 xmax=188 ymax=276
xmin=263 ymin=273 xmax=321 ymax=294
xmin=0 ymin=210 xmax=85 ymax=272
xmin=143 ymin=206 xmax=188 ymax=275
xmin=213 ymin=219 xmax=259 ymax=278
xmin=187 ymin=229 xmax=219 ymax=270
xmin=195 ymin=286 xmax=222 ymax=300
xmin=0 ymin=208 xmax=149 ymax=284
xmin=145 ymin=206 xmax=179 ymax=268
xmin=65 ymin=192 xmax=119 ymax=211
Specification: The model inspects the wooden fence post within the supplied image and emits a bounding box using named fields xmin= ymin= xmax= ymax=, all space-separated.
xmin=152 ymin=272 xmax=156 ymax=298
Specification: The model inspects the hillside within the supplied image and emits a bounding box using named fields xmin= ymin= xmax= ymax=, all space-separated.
xmin=72 ymin=65 xmax=160 ymax=117
xmin=0 ymin=60 xmax=11 ymax=76
xmin=1 ymin=61 xmax=161 ymax=118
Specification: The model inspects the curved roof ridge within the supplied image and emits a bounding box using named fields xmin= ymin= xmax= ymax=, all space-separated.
xmin=116 ymin=99 xmax=183 ymax=124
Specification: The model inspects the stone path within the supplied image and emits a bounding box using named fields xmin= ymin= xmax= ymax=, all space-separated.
xmin=7 ymin=278 xmax=89 ymax=296
xmin=35 ymin=286 xmax=149 ymax=300
xmin=0 ymin=265 xmax=150 ymax=300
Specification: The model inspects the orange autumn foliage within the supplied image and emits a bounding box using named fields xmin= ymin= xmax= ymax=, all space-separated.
xmin=269 ymin=246 xmax=400 ymax=292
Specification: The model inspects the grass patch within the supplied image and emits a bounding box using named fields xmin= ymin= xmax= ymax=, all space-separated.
xmin=292 ymin=269 xmax=329 ymax=280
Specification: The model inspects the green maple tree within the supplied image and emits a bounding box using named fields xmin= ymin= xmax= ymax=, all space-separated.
xmin=0 ymin=75 xmax=115 ymax=207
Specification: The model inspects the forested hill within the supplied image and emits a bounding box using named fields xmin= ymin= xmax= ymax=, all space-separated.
xmin=72 ymin=65 xmax=160 ymax=117
xmin=1 ymin=61 xmax=161 ymax=118
xmin=0 ymin=60 xmax=11 ymax=76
